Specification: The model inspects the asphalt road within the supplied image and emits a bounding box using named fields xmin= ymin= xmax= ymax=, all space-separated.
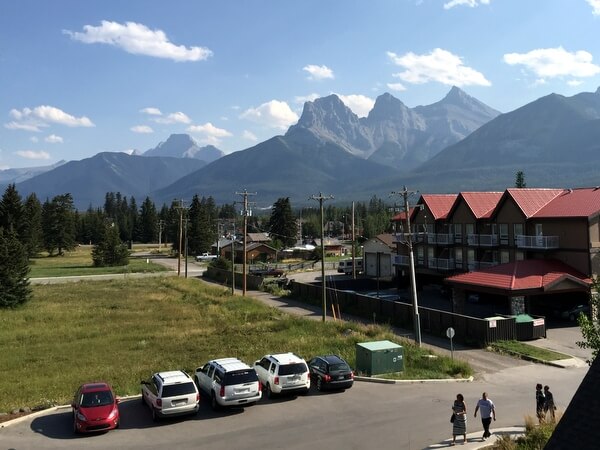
xmin=7 ymin=259 xmax=589 ymax=449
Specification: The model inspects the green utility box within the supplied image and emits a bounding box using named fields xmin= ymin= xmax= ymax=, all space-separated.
xmin=355 ymin=340 xmax=404 ymax=376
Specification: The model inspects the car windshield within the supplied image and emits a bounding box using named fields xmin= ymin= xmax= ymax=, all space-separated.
xmin=81 ymin=391 xmax=114 ymax=407
xmin=278 ymin=363 xmax=307 ymax=375
xmin=223 ymin=370 xmax=258 ymax=384
xmin=329 ymin=363 xmax=350 ymax=372
xmin=162 ymin=382 xmax=196 ymax=397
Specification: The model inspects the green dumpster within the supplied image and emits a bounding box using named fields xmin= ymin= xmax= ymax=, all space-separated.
xmin=355 ymin=340 xmax=403 ymax=376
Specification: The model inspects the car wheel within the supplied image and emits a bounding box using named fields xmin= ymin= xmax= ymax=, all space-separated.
xmin=151 ymin=407 xmax=158 ymax=422
xmin=266 ymin=383 xmax=273 ymax=399
xmin=317 ymin=377 xmax=323 ymax=391
xmin=211 ymin=393 xmax=220 ymax=411
xmin=72 ymin=412 xmax=79 ymax=434
xmin=569 ymin=314 xmax=576 ymax=321
xmin=141 ymin=390 xmax=145 ymax=405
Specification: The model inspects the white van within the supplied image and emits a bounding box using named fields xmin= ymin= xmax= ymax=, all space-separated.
xmin=337 ymin=258 xmax=362 ymax=274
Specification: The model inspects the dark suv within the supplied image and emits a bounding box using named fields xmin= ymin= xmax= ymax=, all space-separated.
xmin=308 ymin=355 xmax=354 ymax=391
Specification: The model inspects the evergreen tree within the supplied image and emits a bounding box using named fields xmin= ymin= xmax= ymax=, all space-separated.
xmin=21 ymin=193 xmax=43 ymax=257
xmin=0 ymin=184 xmax=24 ymax=236
xmin=269 ymin=197 xmax=297 ymax=248
xmin=515 ymin=171 xmax=527 ymax=188
xmin=0 ymin=229 xmax=31 ymax=308
xmin=139 ymin=197 xmax=158 ymax=243
xmin=42 ymin=194 xmax=77 ymax=255
xmin=92 ymin=222 xmax=129 ymax=267
xmin=187 ymin=195 xmax=203 ymax=255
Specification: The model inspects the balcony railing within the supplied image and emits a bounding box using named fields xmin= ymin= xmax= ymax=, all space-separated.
xmin=515 ymin=235 xmax=559 ymax=249
xmin=427 ymin=233 xmax=455 ymax=245
xmin=467 ymin=260 xmax=500 ymax=271
xmin=428 ymin=257 xmax=455 ymax=270
xmin=466 ymin=234 xmax=499 ymax=247
xmin=394 ymin=232 xmax=426 ymax=244
xmin=394 ymin=255 xmax=410 ymax=266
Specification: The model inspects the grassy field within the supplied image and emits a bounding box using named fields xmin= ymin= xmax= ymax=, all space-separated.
xmin=28 ymin=246 xmax=169 ymax=278
xmin=0 ymin=277 xmax=471 ymax=413
xmin=490 ymin=340 xmax=572 ymax=362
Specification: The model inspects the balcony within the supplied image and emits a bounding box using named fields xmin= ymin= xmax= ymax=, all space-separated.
xmin=394 ymin=255 xmax=410 ymax=266
xmin=466 ymin=234 xmax=499 ymax=247
xmin=428 ymin=257 xmax=456 ymax=270
xmin=467 ymin=260 xmax=500 ymax=271
xmin=427 ymin=233 xmax=455 ymax=245
xmin=515 ymin=235 xmax=559 ymax=249
xmin=394 ymin=232 xmax=426 ymax=244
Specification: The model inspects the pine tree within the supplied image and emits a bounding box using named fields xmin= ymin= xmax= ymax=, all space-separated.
xmin=21 ymin=193 xmax=43 ymax=257
xmin=0 ymin=184 xmax=24 ymax=237
xmin=92 ymin=222 xmax=129 ymax=267
xmin=42 ymin=194 xmax=77 ymax=255
xmin=139 ymin=197 xmax=158 ymax=243
xmin=0 ymin=229 xmax=31 ymax=308
xmin=269 ymin=197 xmax=297 ymax=248
xmin=515 ymin=171 xmax=527 ymax=188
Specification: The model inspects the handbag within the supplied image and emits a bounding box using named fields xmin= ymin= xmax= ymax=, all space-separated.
xmin=450 ymin=413 xmax=455 ymax=423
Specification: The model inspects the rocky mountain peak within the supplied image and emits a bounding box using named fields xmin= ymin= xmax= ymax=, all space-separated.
xmin=367 ymin=92 xmax=410 ymax=121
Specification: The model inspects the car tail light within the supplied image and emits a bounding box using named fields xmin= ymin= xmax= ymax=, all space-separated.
xmin=196 ymin=393 xmax=200 ymax=402
xmin=274 ymin=376 xmax=279 ymax=385
xmin=220 ymin=386 xmax=225 ymax=397
xmin=156 ymin=398 xmax=162 ymax=408
xmin=324 ymin=374 xmax=332 ymax=382
xmin=350 ymin=371 xmax=355 ymax=379
xmin=258 ymin=382 xmax=262 ymax=392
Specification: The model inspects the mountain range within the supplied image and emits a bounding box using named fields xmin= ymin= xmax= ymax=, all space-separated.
xmin=9 ymin=86 xmax=600 ymax=208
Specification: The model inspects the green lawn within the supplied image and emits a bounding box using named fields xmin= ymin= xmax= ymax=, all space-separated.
xmin=490 ymin=340 xmax=572 ymax=362
xmin=28 ymin=246 xmax=168 ymax=278
xmin=0 ymin=277 xmax=471 ymax=413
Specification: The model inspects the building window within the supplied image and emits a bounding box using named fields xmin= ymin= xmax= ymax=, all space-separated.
xmin=499 ymin=224 xmax=508 ymax=245
xmin=514 ymin=223 xmax=523 ymax=245
xmin=454 ymin=223 xmax=462 ymax=243
xmin=501 ymin=250 xmax=509 ymax=264
xmin=417 ymin=246 xmax=424 ymax=265
xmin=455 ymin=248 xmax=463 ymax=269
xmin=516 ymin=250 xmax=525 ymax=261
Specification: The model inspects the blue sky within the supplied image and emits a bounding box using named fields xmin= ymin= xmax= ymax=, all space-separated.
xmin=2 ymin=0 xmax=600 ymax=169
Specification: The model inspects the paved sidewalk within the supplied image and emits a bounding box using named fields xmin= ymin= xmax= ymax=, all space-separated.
xmin=424 ymin=426 xmax=525 ymax=449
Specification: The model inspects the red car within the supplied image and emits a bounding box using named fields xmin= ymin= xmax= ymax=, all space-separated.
xmin=71 ymin=382 xmax=120 ymax=433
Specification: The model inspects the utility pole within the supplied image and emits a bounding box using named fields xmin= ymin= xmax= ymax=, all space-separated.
xmin=175 ymin=199 xmax=185 ymax=277
xmin=352 ymin=201 xmax=356 ymax=280
xmin=391 ymin=186 xmax=422 ymax=347
xmin=158 ymin=220 xmax=164 ymax=251
xmin=310 ymin=192 xmax=334 ymax=322
xmin=236 ymin=190 xmax=256 ymax=296
xmin=184 ymin=216 xmax=188 ymax=278
xmin=231 ymin=218 xmax=236 ymax=295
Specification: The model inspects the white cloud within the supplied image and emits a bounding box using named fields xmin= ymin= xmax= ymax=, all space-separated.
xmin=16 ymin=150 xmax=50 ymax=160
xmin=587 ymin=0 xmax=600 ymax=15
xmin=303 ymin=64 xmax=334 ymax=80
xmin=386 ymin=82 xmax=406 ymax=92
xmin=336 ymin=94 xmax=375 ymax=117
xmin=140 ymin=107 xmax=162 ymax=116
xmin=45 ymin=134 xmax=63 ymax=143
xmin=6 ymin=105 xmax=94 ymax=132
xmin=294 ymin=93 xmax=320 ymax=104
xmin=240 ymin=100 xmax=299 ymax=130
xmin=64 ymin=20 xmax=212 ymax=62
xmin=153 ymin=112 xmax=191 ymax=124
xmin=567 ymin=79 xmax=584 ymax=86
xmin=444 ymin=0 xmax=490 ymax=9
xmin=242 ymin=130 xmax=258 ymax=141
xmin=503 ymin=47 xmax=600 ymax=79
xmin=131 ymin=125 xmax=154 ymax=134
xmin=30 ymin=136 xmax=39 ymax=143
xmin=187 ymin=122 xmax=232 ymax=138
xmin=387 ymin=48 xmax=491 ymax=87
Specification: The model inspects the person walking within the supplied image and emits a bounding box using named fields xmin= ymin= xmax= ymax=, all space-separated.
xmin=543 ymin=385 xmax=556 ymax=422
xmin=535 ymin=383 xmax=545 ymax=423
xmin=451 ymin=393 xmax=467 ymax=445
xmin=474 ymin=392 xmax=496 ymax=441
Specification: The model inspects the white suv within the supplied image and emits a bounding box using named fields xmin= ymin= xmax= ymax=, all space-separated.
xmin=253 ymin=353 xmax=310 ymax=398
xmin=141 ymin=370 xmax=200 ymax=421
xmin=194 ymin=358 xmax=262 ymax=410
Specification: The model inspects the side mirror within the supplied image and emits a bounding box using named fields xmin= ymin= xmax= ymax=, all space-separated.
xmin=254 ymin=360 xmax=260 ymax=365
xmin=140 ymin=380 xmax=148 ymax=385
xmin=115 ymin=397 xmax=121 ymax=404
xmin=71 ymin=402 xmax=76 ymax=409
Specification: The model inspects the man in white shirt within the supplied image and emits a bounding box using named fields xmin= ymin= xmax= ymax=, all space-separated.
xmin=474 ymin=392 xmax=496 ymax=441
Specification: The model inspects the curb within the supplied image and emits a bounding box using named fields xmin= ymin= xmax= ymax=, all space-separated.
xmin=489 ymin=347 xmax=577 ymax=368
xmin=355 ymin=375 xmax=474 ymax=384
xmin=0 ymin=395 xmax=141 ymax=429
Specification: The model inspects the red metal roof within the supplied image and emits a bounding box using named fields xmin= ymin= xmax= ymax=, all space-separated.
xmin=534 ymin=187 xmax=600 ymax=218
xmin=504 ymin=188 xmax=565 ymax=218
xmin=421 ymin=194 xmax=458 ymax=220
xmin=446 ymin=259 xmax=591 ymax=292
xmin=459 ymin=192 xmax=503 ymax=219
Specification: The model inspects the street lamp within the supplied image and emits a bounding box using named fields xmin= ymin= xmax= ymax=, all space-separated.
xmin=391 ymin=186 xmax=422 ymax=347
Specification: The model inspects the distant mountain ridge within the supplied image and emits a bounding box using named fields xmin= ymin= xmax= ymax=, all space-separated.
xmin=0 ymin=160 xmax=66 ymax=186
xmin=287 ymin=87 xmax=500 ymax=170
xmin=16 ymin=152 xmax=205 ymax=209
xmin=144 ymin=134 xmax=224 ymax=163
